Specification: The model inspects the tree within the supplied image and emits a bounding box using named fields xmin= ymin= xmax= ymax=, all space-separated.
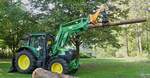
xmin=0 ymin=0 xmax=38 ymax=54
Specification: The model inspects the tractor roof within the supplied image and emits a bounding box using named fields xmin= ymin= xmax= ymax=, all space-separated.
xmin=22 ymin=32 xmax=54 ymax=40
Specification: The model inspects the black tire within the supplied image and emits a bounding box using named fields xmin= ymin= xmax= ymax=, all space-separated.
xmin=15 ymin=50 xmax=36 ymax=73
xmin=70 ymin=68 xmax=78 ymax=74
xmin=48 ymin=58 xmax=69 ymax=74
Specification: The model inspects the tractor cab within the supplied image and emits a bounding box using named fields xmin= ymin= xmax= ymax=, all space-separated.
xmin=20 ymin=33 xmax=55 ymax=53
xmin=16 ymin=33 xmax=55 ymax=71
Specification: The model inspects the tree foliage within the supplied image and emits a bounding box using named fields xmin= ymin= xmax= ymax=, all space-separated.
xmin=0 ymin=0 xmax=37 ymax=51
xmin=24 ymin=0 xmax=130 ymax=48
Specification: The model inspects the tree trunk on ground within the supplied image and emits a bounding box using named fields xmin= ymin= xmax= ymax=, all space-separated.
xmin=32 ymin=68 xmax=76 ymax=78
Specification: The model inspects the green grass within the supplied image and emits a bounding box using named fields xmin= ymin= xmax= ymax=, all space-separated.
xmin=1 ymin=58 xmax=150 ymax=78
xmin=0 ymin=59 xmax=31 ymax=78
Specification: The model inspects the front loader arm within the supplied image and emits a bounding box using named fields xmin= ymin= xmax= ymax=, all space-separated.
xmin=52 ymin=18 xmax=89 ymax=56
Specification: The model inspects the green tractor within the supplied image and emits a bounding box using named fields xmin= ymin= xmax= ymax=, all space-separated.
xmin=13 ymin=33 xmax=79 ymax=74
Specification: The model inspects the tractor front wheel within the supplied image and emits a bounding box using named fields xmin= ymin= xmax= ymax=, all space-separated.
xmin=48 ymin=58 xmax=69 ymax=74
xmin=15 ymin=50 xmax=36 ymax=73
xmin=70 ymin=68 xmax=78 ymax=74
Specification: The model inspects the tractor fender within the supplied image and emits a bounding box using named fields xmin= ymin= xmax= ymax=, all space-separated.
xmin=16 ymin=46 xmax=38 ymax=59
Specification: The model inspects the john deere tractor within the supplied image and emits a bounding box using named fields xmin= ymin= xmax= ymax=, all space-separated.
xmin=13 ymin=33 xmax=78 ymax=74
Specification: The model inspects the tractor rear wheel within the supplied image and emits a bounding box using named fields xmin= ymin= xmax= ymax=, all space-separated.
xmin=48 ymin=58 xmax=69 ymax=74
xmin=15 ymin=50 xmax=36 ymax=73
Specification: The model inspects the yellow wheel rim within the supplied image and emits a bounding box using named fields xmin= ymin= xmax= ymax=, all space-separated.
xmin=51 ymin=63 xmax=63 ymax=74
xmin=18 ymin=55 xmax=30 ymax=70
xmin=48 ymin=40 xmax=52 ymax=45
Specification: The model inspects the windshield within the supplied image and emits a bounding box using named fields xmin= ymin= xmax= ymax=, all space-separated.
xmin=19 ymin=39 xmax=29 ymax=47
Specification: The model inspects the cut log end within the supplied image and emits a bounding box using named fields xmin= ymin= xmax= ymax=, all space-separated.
xmin=32 ymin=68 xmax=77 ymax=78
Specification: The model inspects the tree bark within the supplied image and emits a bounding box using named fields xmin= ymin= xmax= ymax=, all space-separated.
xmin=71 ymin=35 xmax=82 ymax=59
xmin=32 ymin=68 xmax=76 ymax=78
xmin=136 ymin=25 xmax=143 ymax=54
xmin=74 ymin=35 xmax=82 ymax=59
xmin=146 ymin=30 xmax=149 ymax=53
xmin=89 ymin=18 xmax=147 ymax=28
xmin=125 ymin=28 xmax=129 ymax=56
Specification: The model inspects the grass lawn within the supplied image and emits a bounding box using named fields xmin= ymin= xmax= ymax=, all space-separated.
xmin=0 ymin=58 xmax=150 ymax=78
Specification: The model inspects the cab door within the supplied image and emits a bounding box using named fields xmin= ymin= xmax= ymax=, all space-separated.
xmin=29 ymin=35 xmax=46 ymax=59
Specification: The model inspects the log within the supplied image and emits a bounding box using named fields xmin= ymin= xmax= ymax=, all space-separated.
xmin=32 ymin=68 xmax=76 ymax=78
xmin=89 ymin=18 xmax=147 ymax=28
